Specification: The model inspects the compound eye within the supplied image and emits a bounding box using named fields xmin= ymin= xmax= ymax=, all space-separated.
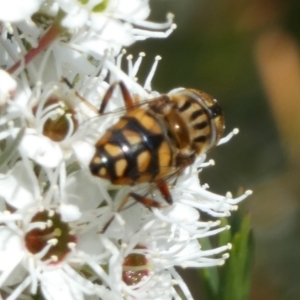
xmin=166 ymin=110 xmax=190 ymax=149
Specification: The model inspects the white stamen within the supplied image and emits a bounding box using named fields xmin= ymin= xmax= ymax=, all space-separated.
xmin=144 ymin=55 xmax=162 ymax=91
xmin=126 ymin=54 xmax=133 ymax=78
xmin=117 ymin=49 xmax=126 ymax=69
xmin=218 ymin=128 xmax=239 ymax=145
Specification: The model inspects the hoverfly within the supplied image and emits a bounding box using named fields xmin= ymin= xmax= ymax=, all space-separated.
xmin=87 ymin=81 xmax=224 ymax=230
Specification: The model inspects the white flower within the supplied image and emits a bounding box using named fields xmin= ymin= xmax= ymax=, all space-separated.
xmin=0 ymin=0 xmax=251 ymax=298
xmin=0 ymin=46 xmax=252 ymax=299
xmin=3 ymin=0 xmax=175 ymax=77
xmin=0 ymin=0 xmax=42 ymax=22
xmin=0 ymin=160 xmax=118 ymax=299
xmin=106 ymin=203 xmax=231 ymax=299
xmin=1 ymin=76 xmax=104 ymax=168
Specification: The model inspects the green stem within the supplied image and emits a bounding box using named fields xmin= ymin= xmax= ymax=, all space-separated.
xmin=8 ymin=11 xmax=65 ymax=75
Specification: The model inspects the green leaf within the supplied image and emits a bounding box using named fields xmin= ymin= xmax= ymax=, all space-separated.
xmin=199 ymin=212 xmax=253 ymax=300
xmin=218 ymin=213 xmax=253 ymax=300
xmin=200 ymin=237 xmax=220 ymax=298
xmin=218 ymin=217 xmax=231 ymax=246
xmin=93 ymin=0 xmax=109 ymax=12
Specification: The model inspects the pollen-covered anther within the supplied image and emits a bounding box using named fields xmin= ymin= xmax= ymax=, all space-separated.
xmin=202 ymin=183 xmax=210 ymax=189
xmin=77 ymin=251 xmax=84 ymax=257
xmin=115 ymin=213 xmax=125 ymax=226
xmin=218 ymin=260 xmax=226 ymax=266
xmin=231 ymin=205 xmax=238 ymax=211
xmin=171 ymin=279 xmax=178 ymax=285
xmin=39 ymin=224 xmax=47 ymax=230
xmin=167 ymin=12 xmax=174 ymax=20
xmin=8 ymin=121 xmax=14 ymax=128
xmin=36 ymin=81 xmax=42 ymax=87
xmin=25 ymin=210 xmax=77 ymax=263
xmin=52 ymin=185 xmax=59 ymax=191
xmin=68 ymin=242 xmax=76 ymax=249
xmin=38 ymin=205 xmax=44 ymax=212
xmin=121 ymin=242 xmax=128 ymax=248
xmin=226 ymin=191 xmax=233 ymax=198
xmin=39 ymin=181 xmax=46 ymax=188
xmin=47 ymin=238 xmax=58 ymax=245
xmin=233 ymin=128 xmax=239 ymax=134
xmin=51 ymin=255 xmax=58 ymax=262
xmin=210 ymin=220 xmax=221 ymax=226
xmin=48 ymin=210 xmax=55 ymax=217
xmin=223 ymin=253 xmax=230 ymax=259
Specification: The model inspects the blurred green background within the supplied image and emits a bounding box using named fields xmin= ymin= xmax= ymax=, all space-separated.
xmin=129 ymin=0 xmax=300 ymax=299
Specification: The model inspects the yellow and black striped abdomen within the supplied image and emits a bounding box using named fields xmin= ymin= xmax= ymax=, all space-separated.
xmin=89 ymin=108 xmax=174 ymax=185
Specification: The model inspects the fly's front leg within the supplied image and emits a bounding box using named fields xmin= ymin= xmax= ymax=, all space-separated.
xmin=99 ymin=81 xmax=134 ymax=114
xmin=61 ymin=77 xmax=134 ymax=115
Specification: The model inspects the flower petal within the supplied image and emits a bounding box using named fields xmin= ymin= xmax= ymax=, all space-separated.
xmin=59 ymin=204 xmax=82 ymax=222
xmin=20 ymin=134 xmax=63 ymax=168
xmin=0 ymin=0 xmax=41 ymax=22
xmin=0 ymin=162 xmax=37 ymax=208
xmin=0 ymin=228 xmax=23 ymax=271
xmin=40 ymin=269 xmax=84 ymax=300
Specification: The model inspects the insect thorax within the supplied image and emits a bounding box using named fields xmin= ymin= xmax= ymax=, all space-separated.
xmin=89 ymin=107 xmax=175 ymax=185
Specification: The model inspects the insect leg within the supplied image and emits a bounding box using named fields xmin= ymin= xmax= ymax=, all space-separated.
xmin=155 ymin=180 xmax=173 ymax=204
xmin=99 ymin=81 xmax=134 ymax=114
xmin=99 ymin=193 xmax=131 ymax=233
xmin=99 ymin=192 xmax=165 ymax=233
xmin=128 ymin=192 xmax=164 ymax=208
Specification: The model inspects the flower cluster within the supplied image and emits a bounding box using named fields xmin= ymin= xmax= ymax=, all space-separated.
xmin=0 ymin=1 xmax=251 ymax=299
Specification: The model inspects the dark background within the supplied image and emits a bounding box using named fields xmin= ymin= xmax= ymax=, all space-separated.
xmin=129 ymin=0 xmax=300 ymax=299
